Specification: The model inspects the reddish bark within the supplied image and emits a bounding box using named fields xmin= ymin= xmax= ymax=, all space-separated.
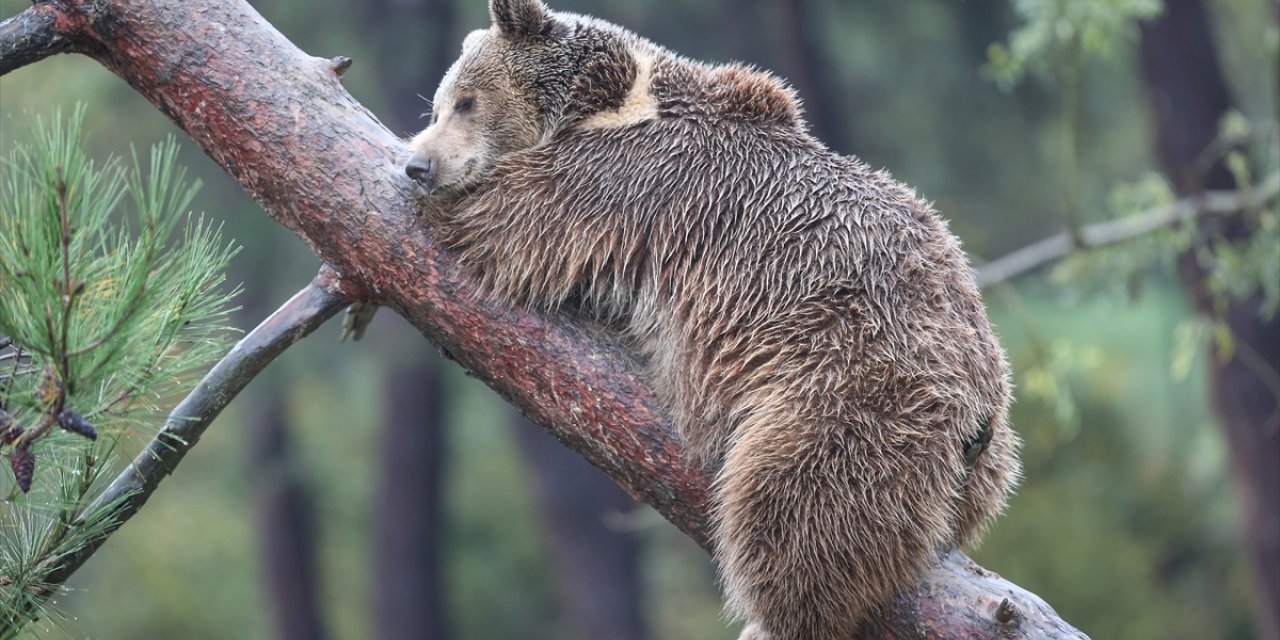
xmin=0 ymin=1 xmax=1085 ymax=637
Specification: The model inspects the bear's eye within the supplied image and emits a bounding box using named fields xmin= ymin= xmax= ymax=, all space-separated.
xmin=454 ymin=96 xmax=476 ymax=114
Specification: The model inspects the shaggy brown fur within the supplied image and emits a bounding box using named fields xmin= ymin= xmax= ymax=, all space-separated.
xmin=407 ymin=1 xmax=1021 ymax=638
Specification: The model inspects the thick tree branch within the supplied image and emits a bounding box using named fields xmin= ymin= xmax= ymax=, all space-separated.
xmin=975 ymin=172 xmax=1280 ymax=289
xmin=1 ymin=1 xmax=1086 ymax=637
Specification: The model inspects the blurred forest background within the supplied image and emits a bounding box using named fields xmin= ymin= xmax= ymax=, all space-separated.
xmin=0 ymin=0 xmax=1277 ymax=639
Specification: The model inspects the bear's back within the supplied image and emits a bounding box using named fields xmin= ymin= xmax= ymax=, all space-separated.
xmin=541 ymin=112 xmax=958 ymax=315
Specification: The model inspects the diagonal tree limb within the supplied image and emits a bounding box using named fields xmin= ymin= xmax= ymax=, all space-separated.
xmin=46 ymin=269 xmax=353 ymax=588
xmin=975 ymin=172 xmax=1280 ymax=289
xmin=1 ymin=1 xmax=1086 ymax=637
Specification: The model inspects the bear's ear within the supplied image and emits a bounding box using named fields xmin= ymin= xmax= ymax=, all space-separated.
xmin=490 ymin=0 xmax=553 ymax=39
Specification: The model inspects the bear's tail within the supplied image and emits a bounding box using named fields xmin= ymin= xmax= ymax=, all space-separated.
xmin=713 ymin=404 xmax=966 ymax=640
xmin=954 ymin=412 xmax=1022 ymax=547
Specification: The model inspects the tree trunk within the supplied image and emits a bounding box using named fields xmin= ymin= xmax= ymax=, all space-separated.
xmin=359 ymin=0 xmax=457 ymax=135
xmin=770 ymin=0 xmax=855 ymax=153
xmin=1139 ymin=3 xmax=1280 ymax=638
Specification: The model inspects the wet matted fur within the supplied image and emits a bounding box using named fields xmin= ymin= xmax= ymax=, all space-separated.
xmin=407 ymin=1 xmax=1021 ymax=637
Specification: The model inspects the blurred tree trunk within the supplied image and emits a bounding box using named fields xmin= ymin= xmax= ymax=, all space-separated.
xmin=512 ymin=414 xmax=648 ymax=640
xmin=769 ymin=0 xmax=856 ymax=154
xmin=717 ymin=0 xmax=758 ymax=64
xmin=375 ymin=358 xmax=451 ymax=640
xmin=952 ymin=0 xmax=1013 ymax=66
xmin=250 ymin=394 xmax=329 ymax=640
xmin=1139 ymin=3 xmax=1280 ymax=639
xmin=358 ymin=3 xmax=456 ymax=639
xmin=362 ymin=0 xmax=457 ymax=135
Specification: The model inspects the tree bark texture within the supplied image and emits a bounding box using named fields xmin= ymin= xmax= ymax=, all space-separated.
xmin=0 ymin=1 xmax=1086 ymax=637
xmin=1139 ymin=3 xmax=1280 ymax=638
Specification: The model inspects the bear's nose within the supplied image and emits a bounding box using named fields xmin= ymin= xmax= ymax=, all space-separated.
xmin=405 ymin=158 xmax=434 ymax=186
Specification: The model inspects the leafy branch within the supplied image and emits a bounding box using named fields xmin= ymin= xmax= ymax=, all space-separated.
xmin=986 ymin=0 xmax=1163 ymax=244
xmin=975 ymin=171 xmax=1280 ymax=289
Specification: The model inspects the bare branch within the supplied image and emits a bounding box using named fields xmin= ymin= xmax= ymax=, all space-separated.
xmin=0 ymin=3 xmax=79 ymax=76
xmin=42 ymin=269 xmax=350 ymax=589
xmin=976 ymin=172 xmax=1280 ymax=289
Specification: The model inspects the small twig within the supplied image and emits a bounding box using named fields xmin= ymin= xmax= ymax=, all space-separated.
xmin=56 ymin=176 xmax=75 ymax=401
xmin=9 ymin=178 xmax=86 ymax=455
xmin=31 ymin=172 xmax=116 ymax=584
xmin=1190 ymin=120 xmax=1278 ymax=193
xmin=996 ymin=598 xmax=1020 ymax=625
xmin=976 ymin=172 xmax=1280 ymax=289
xmin=14 ymin=413 xmax=54 ymax=451
xmin=329 ymin=55 xmax=352 ymax=77
xmin=1 ymin=270 xmax=349 ymax=631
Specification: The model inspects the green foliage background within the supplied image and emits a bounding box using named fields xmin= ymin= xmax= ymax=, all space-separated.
xmin=0 ymin=0 xmax=1275 ymax=639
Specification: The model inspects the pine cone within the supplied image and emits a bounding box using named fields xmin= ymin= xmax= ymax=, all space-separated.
xmin=58 ymin=409 xmax=97 ymax=441
xmin=11 ymin=448 xmax=34 ymax=493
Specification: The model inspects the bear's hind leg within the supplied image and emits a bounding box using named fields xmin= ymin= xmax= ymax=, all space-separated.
xmin=715 ymin=408 xmax=964 ymax=640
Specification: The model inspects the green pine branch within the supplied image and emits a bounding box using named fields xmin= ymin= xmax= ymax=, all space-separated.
xmin=0 ymin=107 xmax=241 ymax=637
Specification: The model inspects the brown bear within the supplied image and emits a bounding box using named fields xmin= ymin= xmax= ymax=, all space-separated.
xmin=406 ymin=1 xmax=1021 ymax=637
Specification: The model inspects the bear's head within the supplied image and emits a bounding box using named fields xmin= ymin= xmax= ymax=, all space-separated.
xmin=405 ymin=0 xmax=640 ymax=194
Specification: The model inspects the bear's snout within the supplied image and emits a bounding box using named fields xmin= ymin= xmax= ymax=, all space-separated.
xmin=405 ymin=157 xmax=434 ymax=188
